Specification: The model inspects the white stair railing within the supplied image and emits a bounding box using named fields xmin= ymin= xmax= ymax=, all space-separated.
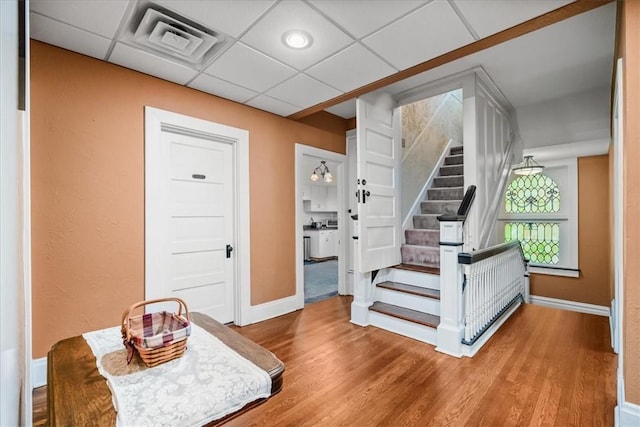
xmin=458 ymin=241 xmax=528 ymax=344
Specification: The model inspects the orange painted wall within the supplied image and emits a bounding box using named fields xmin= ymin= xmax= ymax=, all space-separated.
xmin=617 ymin=0 xmax=640 ymax=405
xmin=30 ymin=41 xmax=346 ymax=358
xmin=529 ymin=155 xmax=612 ymax=306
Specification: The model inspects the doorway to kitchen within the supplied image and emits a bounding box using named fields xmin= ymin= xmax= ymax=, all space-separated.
xmin=295 ymin=144 xmax=347 ymax=307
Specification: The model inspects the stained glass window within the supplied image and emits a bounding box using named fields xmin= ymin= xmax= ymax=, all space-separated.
xmin=505 ymin=174 xmax=560 ymax=213
xmin=505 ymin=222 xmax=560 ymax=264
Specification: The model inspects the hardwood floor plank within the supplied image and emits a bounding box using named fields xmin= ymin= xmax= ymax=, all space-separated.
xmin=34 ymin=296 xmax=617 ymax=426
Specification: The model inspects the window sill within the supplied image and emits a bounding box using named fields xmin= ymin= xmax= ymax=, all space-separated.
xmin=529 ymin=266 xmax=580 ymax=278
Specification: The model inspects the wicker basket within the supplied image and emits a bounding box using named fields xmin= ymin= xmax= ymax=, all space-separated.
xmin=121 ymin=297 xmax=191 ymax=367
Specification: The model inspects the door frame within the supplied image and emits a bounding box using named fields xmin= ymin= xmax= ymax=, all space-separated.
xmin=145 ymin=107 xmax=251 ymax=325
xmin=295 ymin=143 xmax=347 ymax=307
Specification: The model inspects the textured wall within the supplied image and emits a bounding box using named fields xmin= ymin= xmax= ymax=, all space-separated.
xmin=401 ymin=89 xmax=463 ymax=218
xmin=530 ymin=155 xmax=611 ymax=306
xmin=30 ymin=41 xmax=346 ymax=358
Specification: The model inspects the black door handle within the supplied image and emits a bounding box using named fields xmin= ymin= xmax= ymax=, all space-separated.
xmin=362 ymin=190 xmax=371 ymax=204
xmin=226 ymin=244 xmax=233 ymax=258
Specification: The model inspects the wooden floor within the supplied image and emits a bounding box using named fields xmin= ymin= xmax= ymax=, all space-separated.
xmin=34 ymin=296 xmax=617 ymax=426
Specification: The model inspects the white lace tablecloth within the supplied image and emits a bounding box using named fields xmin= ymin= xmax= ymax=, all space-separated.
xmin=83 ymin=323 xmax=272 ymax=427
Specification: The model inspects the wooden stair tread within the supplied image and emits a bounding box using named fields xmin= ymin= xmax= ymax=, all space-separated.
xmin=377 ymin=281 xmax=440 ymax=300
xmin=393 ymin=264 xmax=440 ymax=275
xmin=369 ymin=302 xmax=440 ymax=328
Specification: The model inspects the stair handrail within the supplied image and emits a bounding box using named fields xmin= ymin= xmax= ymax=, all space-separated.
xmin=477 ymin=139 xmax=516 ymax=249
xmin=436 ymin=185 xmax=476 ymax=222
xmin=458 ymin=240 xmax=526 ymax=266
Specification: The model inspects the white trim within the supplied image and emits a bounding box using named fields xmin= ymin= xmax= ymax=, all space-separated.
xmin=529 ymin=267 xmax=580 ymax=278
xmin=530 ymin=295 xmax=609 ymax=317
xmin=295 ymin=144 xmax=346 ymax=308
xmin=461 ymin=300 xmax=522 ymax=357
xmin=523 ymin=138 xmax=610 ymax=161
xmin=246 ymin=295 xmax=300 ymax=325
xmin=32 ymin=358 xmax=46 ymax=389
xmin=617 ymin=401 xmax=640 ymax=427
xmin=402 ymin=138 xmax=454 ymax=232
xmin=144 ymin=107 xmax=252 ymax=326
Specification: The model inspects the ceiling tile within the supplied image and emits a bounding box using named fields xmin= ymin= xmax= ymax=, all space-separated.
xmin=155 ymin=0 xmax=276 ymax=38
xmin=453 ymin=0 xmax=574 ymax=39
xmin=203 ymin=42 xmax=296 ymax=92
xmin=308 ymin=0 xmax=427 ymax=38
xmin=30 ymin=0 xmax=128 ymax=39
xmin=266 ymin=74 xmax=342 ymax=109
xmin=109 ymin=43 xmax=198 ymax=85
xmin=247 ymin=95 xmax=300 ymax=117
xmin=325 ymin=99 xmax=357 ymax=119
xmin=188 ymin=74 xmax=258 ymax=103
xmin=240 ymin=1 xmax=353 ymax=70
xmin=30 ymin=14 xmax=111 ymax=60
xmin=363 ymin=1 xmax=474 ymax=70
xmin=307 ymin=43 xmax=396 ymax=93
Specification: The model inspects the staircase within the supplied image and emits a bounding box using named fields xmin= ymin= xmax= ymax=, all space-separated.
xmin=367 ymin=145 xmax=464 ymax=345
xmin=401 ymin=145 xmax=464 ymax=270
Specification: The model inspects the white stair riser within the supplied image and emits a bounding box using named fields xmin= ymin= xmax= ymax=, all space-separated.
xmin=375 ymin=288 xmax=440 ymax=316
xmin=376 ymin=269 xmax=440 ymax=290
xmin=369 ymin=312 xmax=438 ymax=345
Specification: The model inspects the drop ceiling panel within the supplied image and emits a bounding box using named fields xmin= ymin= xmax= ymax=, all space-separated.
xmin=110 ymin=43 xmax=198 ymax=85
xmin=189 ymin=74 xmax=258 ymax=104
xmin=307 ymin=44 xmax=396 ymax=93
xmin=363 ymin=1 xmax=474 ymax=70
xmin=453 ymin=0 xmax=574 ymax=39
xmin=155 ymin=0 xmax=276 ymax=38
xmin=266 ymin=74 xmax=342 ymax=109
xmin=308 ymin=0 xmax=428 ymax=38
xmin=203 ymin=42 xmax=297 ymax=92
xmin=30 ymin=14 xmax=112 ymax=60
xmin=30 ymin=0 xmax=128 ymax=39
xmin=325 ymin=99 xmax=357 ymax=119
xmin=240 ymin=1 xmax=353 ymax=70
xmin=247 ymin=95 xmax=300 ymax=116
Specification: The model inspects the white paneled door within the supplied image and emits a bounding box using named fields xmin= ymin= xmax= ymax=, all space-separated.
xmin=146 ymin=112 xmax=236 ymax=324
xmin=356 ymin=93 xmax=401 ymax=273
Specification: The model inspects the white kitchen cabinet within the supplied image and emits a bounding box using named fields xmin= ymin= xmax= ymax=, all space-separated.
xmin=310 ymin=185 xmax=337 ymax=212
xmin=308 ymin=229 xmax=338 ymax=258
xmin=302 ymin=183 xmax=311 ymax=201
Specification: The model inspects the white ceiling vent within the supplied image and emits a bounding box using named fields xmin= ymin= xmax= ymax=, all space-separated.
xmin=135 ymin=8 xmax=216 ymax=63
xmin=116 ymin=2 xmax=229 ymax=70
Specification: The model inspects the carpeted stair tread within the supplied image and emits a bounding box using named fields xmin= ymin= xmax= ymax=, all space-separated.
xmin=401 ymin=245 xmax=440 ymax=268
xmin=412 ymin=214 xmax=439 ymax=230
xmin=369 ymin=302 xmax=440 ymax=328
xmin=405 ymin=229 xmax=439 ymax=246
xmin=393 ymin=264 xmax=440 ymax=275
xmin=421 ymin=200 xmax=461 ymax=214
xmin=377 ymin=281 xmax=440 ymax=300
xmin=439 ymin=164 xmax=463 ymax=176
xmin=433 ymin=175 xmax=463 ymax=188
xmin=444 ymin=154 xmax=464 ymax=165
xmin=428 ymin=187 xmax=464 ymax=200
xmin=450 ymin=145 xmax=463 ymax=155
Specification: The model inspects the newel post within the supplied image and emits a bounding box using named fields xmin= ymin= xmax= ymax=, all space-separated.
xmin=435 ymin=218 xmax=465 ymax=357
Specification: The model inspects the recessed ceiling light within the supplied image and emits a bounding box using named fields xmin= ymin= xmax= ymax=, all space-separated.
xmin=282 ymin=30 xmax=312 ymax=49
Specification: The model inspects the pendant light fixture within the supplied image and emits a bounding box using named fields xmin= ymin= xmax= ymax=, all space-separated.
xmin=512 ymin=155 xmax=544 ymax=176
xmin=310 ymin=160 xmax=333 ymax=183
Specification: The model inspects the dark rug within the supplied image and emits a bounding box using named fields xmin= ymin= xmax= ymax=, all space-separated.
xmin=304 ymin=259 xmax=338 ymax=303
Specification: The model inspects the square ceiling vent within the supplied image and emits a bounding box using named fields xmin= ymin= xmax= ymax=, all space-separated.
xmin=117 ymin=3 xmax=228 ymax=70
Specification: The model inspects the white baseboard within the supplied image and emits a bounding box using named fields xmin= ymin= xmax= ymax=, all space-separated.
xmin=247 ymin=295 xmax=301 ymax=325
xmin=617 ymin=400 xmax=640 ymax=427
xmin=32 ymin=357 xmax=47 ymax=388
xmin=530 ymin=295 xmax=610 ymax=317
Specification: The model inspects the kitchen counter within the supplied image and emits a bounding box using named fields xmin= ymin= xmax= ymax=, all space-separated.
xmin=303 ymin=225 xmax=338 ymax=230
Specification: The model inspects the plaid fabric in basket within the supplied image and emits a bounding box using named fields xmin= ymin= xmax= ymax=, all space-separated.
xmin=129 ymin=311 xmax=191 ymax=349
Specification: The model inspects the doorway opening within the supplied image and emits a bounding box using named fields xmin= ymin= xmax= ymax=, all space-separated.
xmin=295 ymin=144 xmax=347 ymax=307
